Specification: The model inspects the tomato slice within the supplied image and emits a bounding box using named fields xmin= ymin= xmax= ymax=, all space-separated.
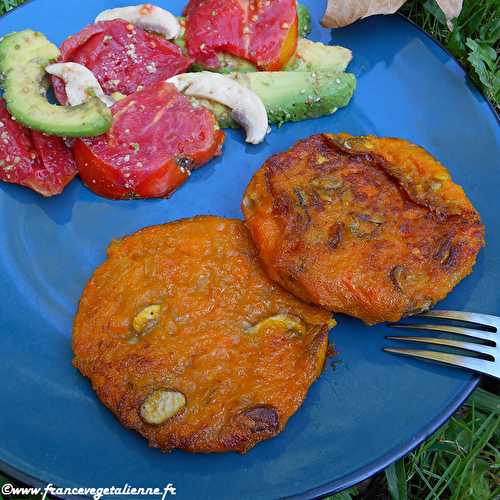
xmin=30 ymin=132 xmax=78 ymax=195
xmin=53 ymin=20 xmax=192 ymax=104
xmin=184 ymin=0 xmax=298 ymax=71
xmin=248 ymin=0 xmax=298 ymax=71
xmin=184 ymin=0 xmax=247 ymax=70
xmin=73 ymin=82 xmax=224 ymax=200
xmin=0 ymin=99 xmax=76 ymax=196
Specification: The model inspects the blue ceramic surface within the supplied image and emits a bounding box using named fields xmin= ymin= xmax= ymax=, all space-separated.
xmin=0 ymin=0 xmax=498 ymax=498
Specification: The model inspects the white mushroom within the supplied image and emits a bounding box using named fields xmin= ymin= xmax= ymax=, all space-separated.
xmin=167 ymin=72 xmax=268 ymax=145
xmin=95 ymin=4 xmax=180 ymax=39
xmin=45 ymin=62 xmax=115 ymax=108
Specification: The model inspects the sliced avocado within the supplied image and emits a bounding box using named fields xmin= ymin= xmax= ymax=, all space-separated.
xmin=233 ymin=71 xmax=356 ymax=125
xmin=191 ymin=53 xmax=257 ymax=74
xmin=297 ymin=3 xmax=312 ymax=38
xmin=173 ymin=16 xmax=186 ymax=50
xmin=285 ymin=39 xmax=353 ymax=72
xmin=0 ymin=30 xmax=112 ymax=137
xmin=190 ymin=71 xmax=356 ymax=128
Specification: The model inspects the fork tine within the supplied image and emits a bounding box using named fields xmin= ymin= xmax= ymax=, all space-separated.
xmin=386 ymin=336 xmax=496 ymax=358
xmin=384 ymin=348 xmax=496 ymax=377
xmin=419 ymin=310 xmax=499 ymax=331
xmin=389 ymin=323 xmax=497 ymax=344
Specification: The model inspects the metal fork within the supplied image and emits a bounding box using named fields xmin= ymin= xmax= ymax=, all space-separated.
xmin=384 ymin=310 xmax=499 ymax=379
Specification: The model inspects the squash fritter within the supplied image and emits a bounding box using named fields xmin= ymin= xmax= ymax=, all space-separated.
xmin=73 ymin=216 xmax=333 ymax=453
xmin=242 ymin=134 xmax=484 ymax=325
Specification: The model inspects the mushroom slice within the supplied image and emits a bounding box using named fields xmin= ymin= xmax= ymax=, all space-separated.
xmin=46 ymin=62 xmax=115 ymax=108
xmin=167 ymin=72 xmax=269 ymax=145
xmin=95 ymin=4 xmax=180 ymax=39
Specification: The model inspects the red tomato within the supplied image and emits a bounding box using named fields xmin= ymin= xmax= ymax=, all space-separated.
xmin=73 ymin=82 xmax=224 ymax=200
xmin=53 ymin=20 xmax=192 ymax=104
xmin=0 ymin=100 xmax=76 ymax=196
xmin=184 ymin=0 xmax=298 ymax=71
xmin=247 ymin=0 xmax=298 ymax=71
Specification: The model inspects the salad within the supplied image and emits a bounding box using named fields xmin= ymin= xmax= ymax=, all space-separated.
xmin=0 ymin=1 xmax=356 ymax=199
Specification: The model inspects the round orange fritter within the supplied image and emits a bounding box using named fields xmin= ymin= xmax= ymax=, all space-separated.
xmin=242 ymin=134 xmax=485 ymax=325
xmin=73 ymin=216 xmax=333 ymax=453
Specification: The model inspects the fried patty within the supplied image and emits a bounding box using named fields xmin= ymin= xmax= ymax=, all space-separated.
xmin=242 ymin=134 xmax=485 ymax=325
xmin=73 ymin=216 xmax=333 ymax=453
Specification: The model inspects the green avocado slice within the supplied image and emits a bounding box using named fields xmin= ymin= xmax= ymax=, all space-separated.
xmin=189 ymin=71 xmax=356 ymax=128
xmin=0 ymin=29 xmax=112 ymax=137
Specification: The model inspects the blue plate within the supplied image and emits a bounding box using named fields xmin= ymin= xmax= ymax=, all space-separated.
xmin=0 ymin=0 xmax=498 ymax=498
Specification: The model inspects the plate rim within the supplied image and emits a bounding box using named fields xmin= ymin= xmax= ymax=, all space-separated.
xmin=0 ymin=2 xmax=494 ymax=498
xmin=287 ymin=377 xmax=478 ymax=499
xmin=0 ymin=378 xmax=480 ymax=500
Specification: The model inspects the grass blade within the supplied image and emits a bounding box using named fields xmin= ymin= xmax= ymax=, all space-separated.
xmin=450 ymin=414 xmax=499 ymax=499
xmin=385 ymin=459 xmax=408 ymax=500
xmin=465 ymin=388 xmax=500 ymax=414
xmin=324 ymin=487 xmax=359 ymax=500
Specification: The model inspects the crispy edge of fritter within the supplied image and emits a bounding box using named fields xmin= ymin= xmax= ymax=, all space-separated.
xmin=242 ymin=134 xmax=485 ymax=324
xmin=72 ymin=216 xmax=331 ymax=453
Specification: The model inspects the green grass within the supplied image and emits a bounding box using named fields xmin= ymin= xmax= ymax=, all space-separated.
xmin=0 ymin=0 xmax=22 ymax=15
xmin=401 ymin=0 xmax=499 ymax=110
xmin=0 ymin=1 xmax=498 ymax=499
xmin=385 ymin=388 xmax=499 ymax=500
xmin=325 ymin=388 xmax=500 ymax=500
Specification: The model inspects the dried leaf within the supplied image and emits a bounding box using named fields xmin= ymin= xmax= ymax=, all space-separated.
xmin=321 ymin=0 xmax=406 ymax=29
xmin=321 ymin=0 xmax=463 ymax=30
xmin=436 ymin=0 xmax=463 ymax=29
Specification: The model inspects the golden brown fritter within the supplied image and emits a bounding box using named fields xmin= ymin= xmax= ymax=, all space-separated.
xmin=73 ymin=216 xmax=334 ymax=453
xmin=242 ymin=134 xmax=485 ymax=325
